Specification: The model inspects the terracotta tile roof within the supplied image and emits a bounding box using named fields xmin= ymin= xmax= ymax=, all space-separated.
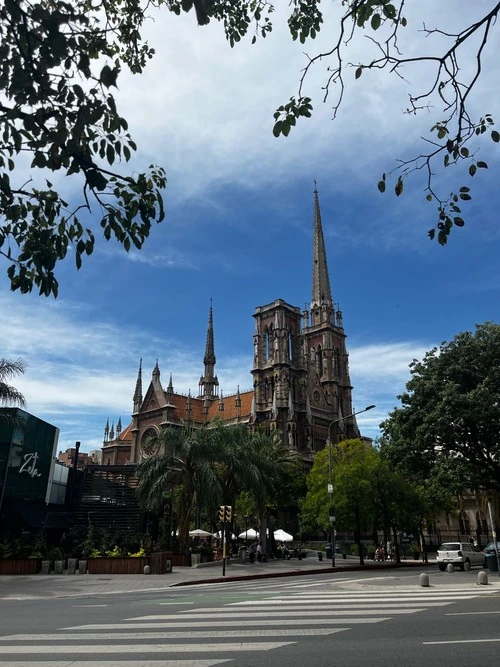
xmin=118 ymin=422 xmax=133 ymax=442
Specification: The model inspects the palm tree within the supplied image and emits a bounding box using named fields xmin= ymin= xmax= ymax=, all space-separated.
xmin=247 ymin=428 xmax=302 ymax=554
xmin=0 ymin=358 xmax=26 ymax=410
xmin=136 ymin=422 xmax=228 ymax=552
xmin=136 ymin=421 xmax=280 ymax=553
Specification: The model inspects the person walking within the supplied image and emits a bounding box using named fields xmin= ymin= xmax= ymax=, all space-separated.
xmin=248 ymin=542 xmax=257 ymax=563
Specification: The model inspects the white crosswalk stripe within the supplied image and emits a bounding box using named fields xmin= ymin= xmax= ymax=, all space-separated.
xmin=0 ymin=585 xmax=495 ymax=666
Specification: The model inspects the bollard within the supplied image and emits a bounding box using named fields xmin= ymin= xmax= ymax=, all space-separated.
xmin=446 ymin=563 xmax=454 ymax=573
xmin=143 ymin=565 xmax=151 ymax=575
xmin=419 ymin=573 xmax=429 ymax=587
xmin=478 ymin=570 xmax=488 ymax=586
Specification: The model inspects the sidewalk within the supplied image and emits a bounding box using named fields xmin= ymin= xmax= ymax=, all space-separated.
xmin=0 ymin=555 xmax=441 ymax=600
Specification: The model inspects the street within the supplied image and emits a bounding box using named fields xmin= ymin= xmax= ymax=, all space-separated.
xmin=0 ymin=569 xmax=499 ymax=665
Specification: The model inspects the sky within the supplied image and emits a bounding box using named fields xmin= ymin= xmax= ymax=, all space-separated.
xmin=2 ymin=2 xmax=500 ymax=454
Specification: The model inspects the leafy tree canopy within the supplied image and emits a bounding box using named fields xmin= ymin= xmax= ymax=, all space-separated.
xmin=176 ymin=1 xmax=500 ymax=244
xmin=0 ymin=0 xmax=166 ymax=297
xmin=380 ymin=322 xmax=500 ymax=493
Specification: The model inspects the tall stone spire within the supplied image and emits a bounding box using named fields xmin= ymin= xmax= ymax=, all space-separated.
xmin=133 ymin=359 xmax=142 ymax=413
xmin=311 ymin=185 xmax=334 ymax=326
xmin=199 ymin=299 xmax=219 ymax=399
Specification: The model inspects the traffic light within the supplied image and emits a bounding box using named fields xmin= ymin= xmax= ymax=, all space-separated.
xmin=225 ymin=505 xmax=232 ymax=522
xmin=218 ymin=505 xmax=225 ymax=522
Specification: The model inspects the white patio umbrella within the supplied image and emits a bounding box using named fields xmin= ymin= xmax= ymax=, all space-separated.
xmin=274 ymin=529 xmax=293 ymax=542
xmin=237 ymin=528 xmax=258 ymax=540
xmin=213 ymin=531 xmax=237 ymax=540
xmin=188 ymin=528 xmax=212 ymax=537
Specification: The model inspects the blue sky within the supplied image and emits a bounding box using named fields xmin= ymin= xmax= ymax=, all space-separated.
xmin=1 ymin=2 xmax=499 ymax=454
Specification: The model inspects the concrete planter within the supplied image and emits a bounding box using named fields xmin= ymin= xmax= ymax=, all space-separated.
xmin=54 ymin=560 xmax=66 ymax=574
xmin=0 ymin=559 xmax=41 ymax=575
xmin=87 ymin=557 xmax=149 ymax=575
xmin=191 ymin=553 xmax=201 ymax=567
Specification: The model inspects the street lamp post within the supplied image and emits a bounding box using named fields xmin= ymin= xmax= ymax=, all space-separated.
xmin=327 ymin=404 xmax=376 ymax=567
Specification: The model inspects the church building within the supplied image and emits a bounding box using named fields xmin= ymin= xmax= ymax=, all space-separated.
xmin=102 ymin=189 xmax=362 ymax=466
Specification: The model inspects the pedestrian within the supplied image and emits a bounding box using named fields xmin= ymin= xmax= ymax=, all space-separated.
xmin=256 ymin=542 xmax=263 ymax=562
xmin=248 ymin=542 xmax=257 ymax=563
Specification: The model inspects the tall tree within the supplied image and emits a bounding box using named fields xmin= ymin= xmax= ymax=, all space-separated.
xmin=135 ymin=420 xmax=270 ymax=552
xmin=0 ymin=0 xmax=166 ymax=297
xmin=246 ymin=428 xmax=302 ymax=553
xmin=176 ymin=1 xmax=500 ymax=243
xmin=300 ymin=438 xmax=424 ymax=563
xmin=380 ymin=322 xmax=500 ymax=494
xmin=136 ymin=423 xmax=221 ymax=552
xmin=0 ymin=357 xmax=25 ymax=408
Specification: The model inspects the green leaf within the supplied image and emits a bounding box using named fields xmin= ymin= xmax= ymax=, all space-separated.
xmin=395 ymin=177 xmax=403 ymax=197
xmin=491 ymin=130 xmax=500 ymax=142
xmin=477 ymin=161 xmax=488 ymax=168
xmin=355 ymin=67 xmax=362 ymax=79
xmin=100 ymin=65 xmax=118 ymax=88
xmin=272 ymin=121 xmax=282 ymax=138
xmin=459 ymin=193 xmax=472 ymax=201
xmin=469 ymin=164 xmax=476 ymax=177
xmin=377 ymin=180 xmax=386 ymax=193
xmin=371 ymin=14 xmax=381 ymax=30
xmin=454 ymin=217 xmax=464 ymax=227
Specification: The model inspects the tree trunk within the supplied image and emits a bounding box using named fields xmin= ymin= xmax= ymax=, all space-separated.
xmin=355 ymin=506 xmax=364 ymax=566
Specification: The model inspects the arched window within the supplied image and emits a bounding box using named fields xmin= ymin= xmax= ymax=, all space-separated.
xmin=459 ymin=512 xmax=470 ymax=535
xmin=265 ymin=324 xmax=274 ymax=361
xmin=287 ymin=328 xmax=293 ymax=361
xmin=316 ymin=345 xmax=323 ymax=376
xmin=334 ymin=348 xmax=340 ymax=376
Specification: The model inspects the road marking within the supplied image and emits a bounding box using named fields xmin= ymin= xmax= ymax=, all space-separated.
xmin=0 ymin=662 xmax=231 ymax=667
xmin=0 ymin=629 xmax=346 ymax=641
xmin=227 ymin=597 xmax=470 ymax=605
xmin=424 ymin=638 xmax=500 ymax=645
xmin=159 ymin=602 xmax=195 ymax=605
xmin=446 ymin=611 xmax=500 ymax=615
xmin=62 ymin=618 xmax=389 ymax=629
xmin=125 ymin=609 xmax=422 ymax=620
xmin=0 ymin=642 xmax=293 ymax=654
xmin=72 ymin=605 xmax=108 ymax=608
xmin=285 ymin=589 xmax=491 ymax=596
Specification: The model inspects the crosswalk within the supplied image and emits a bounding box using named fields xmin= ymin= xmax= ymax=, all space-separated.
xmin=0 ymin=585 xmax=495 ymax=665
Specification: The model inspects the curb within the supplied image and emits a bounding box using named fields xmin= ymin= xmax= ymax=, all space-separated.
xmin=171 ymin=560 xmax=433 ymax=587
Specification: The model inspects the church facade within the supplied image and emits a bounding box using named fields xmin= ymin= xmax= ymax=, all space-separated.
xmin=102 ymin=189 xmax=362 ymax=466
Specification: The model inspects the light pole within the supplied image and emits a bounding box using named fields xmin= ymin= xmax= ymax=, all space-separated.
xmin=327 ymin=404 xmax=376 ymax=567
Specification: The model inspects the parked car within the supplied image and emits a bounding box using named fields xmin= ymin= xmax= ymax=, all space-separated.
xmin=436 ymin=541 xmax=485 ymax=571
xmin=482 ymin=541 xmax=500 ymax=556
xmin=482 ymin=541 xmax=500 ymax=566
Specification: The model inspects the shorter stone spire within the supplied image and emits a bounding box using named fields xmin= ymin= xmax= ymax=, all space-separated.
xmin=133 ymin=359 xmax=143 ymax=413
xmin=199 ymin=299 xmax=219 ymax=399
